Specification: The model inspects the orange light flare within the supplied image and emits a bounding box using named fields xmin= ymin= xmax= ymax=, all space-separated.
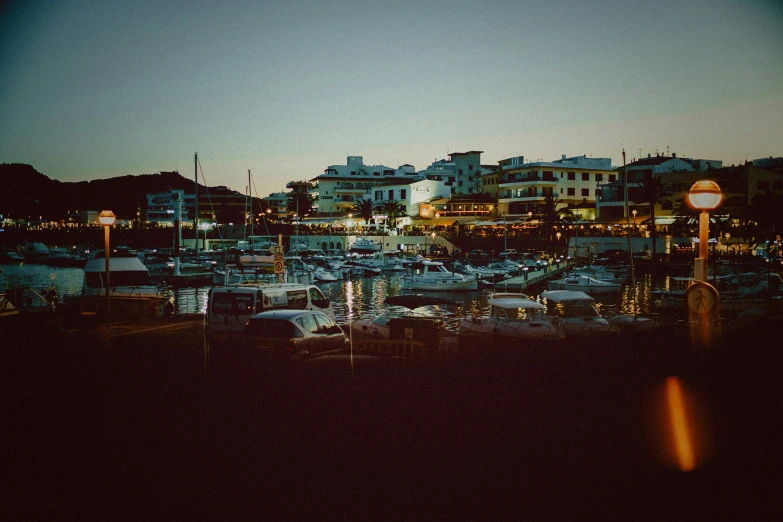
xmin=665 ymin=376 xmax=699 ymax=471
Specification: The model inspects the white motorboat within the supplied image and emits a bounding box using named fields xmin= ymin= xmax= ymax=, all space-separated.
xmin=362 ymin=250 xmax=406 ymax=271
xmin=547 ymin=274 xmax=621 ymax=294
xmin=81 ymin=249 xmax=173 ymax=318
xmin=402 ymin=260 xmax=478 ymax=292
xmin=567 ymin=266 xmax=625 ymax=284
xmin=312 ymin=265 xmax=340 ymax=283
xmin=460 ymin=292 xmax=563 ymax=341
xmin=453 ymin=261 xmax=510 ymax=283
xmin=351 ymin=295 xmax=453 ymax=343
xmin=350 ymin=237 xmax=382 ymax=254
xmin=541 ymin=290 xmax=617 ymax=337
xmin=342 ymin=259 xmax=382 ymax=277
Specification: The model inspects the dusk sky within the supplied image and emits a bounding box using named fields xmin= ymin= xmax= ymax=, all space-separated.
xmin=1 ymin=0 xmax=781 ymax=198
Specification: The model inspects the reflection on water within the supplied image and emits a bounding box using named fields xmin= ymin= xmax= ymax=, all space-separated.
xmin=2 ymin=264 xmax=680 ymax=331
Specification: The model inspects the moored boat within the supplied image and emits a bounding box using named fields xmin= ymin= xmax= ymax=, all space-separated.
xmin=350 ymin=237 xmax=382 ymax=254
xmin=547 ymin=274 xmax=621 ymax=294
xmin=541 ymin=290 xmax=616 ymax=337
xmin=80 ymin=249 xmax=173 ymax=318
xmin=460 ymin=292 xmax=563 ymax=340
xmin=402 ymin=260 xmax=478 ymax=292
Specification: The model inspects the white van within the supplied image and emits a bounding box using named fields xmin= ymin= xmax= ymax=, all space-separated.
xmin=208 ymin=283 xmax=336 ymax=334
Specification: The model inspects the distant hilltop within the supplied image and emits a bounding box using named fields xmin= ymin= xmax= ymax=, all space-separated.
xmin=0 ymin=163 xmax=213 ymax=221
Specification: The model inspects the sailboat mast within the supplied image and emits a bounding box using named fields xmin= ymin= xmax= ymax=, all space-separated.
xmin=248 ymin=170 xmax=255 ymax=256
xmin=623 ymin=149 xmax=637 ymax=310
xmin=195 ymin=152 xmax=199 ymax=261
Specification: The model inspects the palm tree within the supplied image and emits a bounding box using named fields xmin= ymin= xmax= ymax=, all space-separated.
xmin=352 ymin=198 xmax=375 ymax=229
xmin=374 ymin=200 xmax=406 ymax=232
xmin=637 ymin=175 xmax=671 ymax=259
xmin=533 ymin=194 xmax=574 ymax=242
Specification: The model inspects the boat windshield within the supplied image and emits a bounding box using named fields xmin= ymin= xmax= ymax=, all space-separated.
xmin=85 ymin=271 xmax=153 ymax=288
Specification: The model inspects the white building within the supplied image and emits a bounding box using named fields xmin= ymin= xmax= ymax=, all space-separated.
xmin=486 ymin=155 xmax=616 ymax=217
xmin=309 ymin=156 xmax=421 ymax=214
xmin=419 ymin=151 xmax=488 ymax=195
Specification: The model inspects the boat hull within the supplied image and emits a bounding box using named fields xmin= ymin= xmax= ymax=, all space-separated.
xmin=460 ymin=317 xmax=563 ymax=340
xmin=546 ymin=281 xmax=620 ymax=294
xmin=403 ymin=277 xmax=478 ymax=292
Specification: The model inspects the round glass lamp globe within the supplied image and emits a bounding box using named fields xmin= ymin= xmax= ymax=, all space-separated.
xmin=687 ymin=180 xmax=722 ymax=210
xmin=99 ymin=210 xmax=116 ymax=226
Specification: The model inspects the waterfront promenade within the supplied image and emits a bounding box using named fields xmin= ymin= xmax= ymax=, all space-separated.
xmin=5 ymin=312 xmax=781 ymax=519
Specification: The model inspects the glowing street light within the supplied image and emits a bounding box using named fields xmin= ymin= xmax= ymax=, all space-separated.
xmin=556 ymin=231 xmax=561 ymax=257
xmin=687 ymin=180 xmax=723 ymax=282
xmin=98 ymin=210 xmax=116 ymax=325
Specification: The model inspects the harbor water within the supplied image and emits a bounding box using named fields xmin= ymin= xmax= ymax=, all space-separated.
xmin=1 ymin=262 xmax=672 ymax=330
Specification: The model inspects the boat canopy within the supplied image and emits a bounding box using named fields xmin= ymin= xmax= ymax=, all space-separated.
xmin=488 ymin=297 xmax=545 ymax=310
xmin=541 ymin=290 xmax=595 ymax=303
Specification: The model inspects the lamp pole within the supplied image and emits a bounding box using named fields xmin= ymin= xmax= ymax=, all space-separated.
xmin=431 ymin=231 xmax=436 ymax=257
xmin=687 ymin=180 xmax=723 ymax=282
xmin=556 ymin=231 xmax=561 ymax=258
xmin=99 ymin=210 xmax=116 ymax=325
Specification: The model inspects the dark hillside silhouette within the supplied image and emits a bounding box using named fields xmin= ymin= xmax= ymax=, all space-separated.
xmin=0 ymin=163 xmax=237 ymax=220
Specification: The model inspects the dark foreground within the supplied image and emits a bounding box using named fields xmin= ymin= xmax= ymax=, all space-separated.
xmin=4 ymin=315 xmax=781 ymax=520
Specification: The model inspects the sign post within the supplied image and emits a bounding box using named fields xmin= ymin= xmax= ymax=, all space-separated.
xmin=274 ymin=252 xmax=284 ymax=282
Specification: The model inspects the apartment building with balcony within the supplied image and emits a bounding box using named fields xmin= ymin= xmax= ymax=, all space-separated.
xmin=596 ymin=153 xmax=723 ymax=221
xmin=419 ymin=151 xmax=490 ymax=195
xmin=488 ymin=154 xmax=616 ymax=218
xmin=308 ymin=156 xmax=420 ymax=214
xmin=263 ymin=192 xmax=291 ymax=220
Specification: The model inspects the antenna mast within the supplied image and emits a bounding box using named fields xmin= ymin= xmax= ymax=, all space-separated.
xmin=622 ymin=149 xmax=636 ymax=312
xmin=195 ymin=153 xmax=199 ymax=260
xmin=249 ymin=170 xmax=254 ymax=256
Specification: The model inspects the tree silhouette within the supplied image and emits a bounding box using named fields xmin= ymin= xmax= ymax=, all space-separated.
xmin=352 ymin=199 xmax=376 ymax=227
xmin=532 ymin=194 xmax=574 ymax=242
xmin=637 ymin=175 xmax=671 ymax=259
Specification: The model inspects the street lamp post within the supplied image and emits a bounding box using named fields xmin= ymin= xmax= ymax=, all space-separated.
xmin=556 ymin=231 xmax=561 ymax=257
xmin=687 ymin=180 xmax=723 ymax=282
xmin=99 ymin=210 xmax=116 ymax=325
xmin=430 ymin=232 xmax=436 ymax=256
xmin=631 ymin=209 xmax=637 ymax=234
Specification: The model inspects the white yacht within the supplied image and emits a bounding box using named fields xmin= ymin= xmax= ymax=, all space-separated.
xmin=81 ymin=249 xmax=173 ymax=317
xmin=460 ymin=292 xmax=563 ymax=341
xmin=402 ymin=260 xmax=478 ymax=292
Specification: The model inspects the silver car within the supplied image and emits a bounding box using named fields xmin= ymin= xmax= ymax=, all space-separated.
xmin=243 ymin=309 xmax=348 ymax=361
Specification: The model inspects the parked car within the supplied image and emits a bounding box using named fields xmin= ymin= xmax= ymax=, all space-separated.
xmin=468 ymin=249 xmax=489 ymax=260
xmin=243 ymin=309 xmax=348 ymax=362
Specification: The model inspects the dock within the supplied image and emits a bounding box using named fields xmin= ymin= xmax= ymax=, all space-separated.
xmin=489 ymin=265 xmax=570 ymax=292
